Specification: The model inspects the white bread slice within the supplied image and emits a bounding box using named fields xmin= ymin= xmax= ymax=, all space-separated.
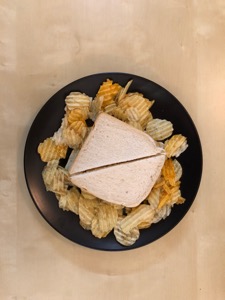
xmin=68 ymin=113 xmax=164 ymax=175
xmin=70 ymin=154 xmax=165 ymax=207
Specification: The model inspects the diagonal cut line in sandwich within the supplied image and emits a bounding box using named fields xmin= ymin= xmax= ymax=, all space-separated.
xmin=70 ymin=153 xmax=165 ymax=176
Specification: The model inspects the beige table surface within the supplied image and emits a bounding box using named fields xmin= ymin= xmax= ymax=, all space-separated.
xmin=1 ymin=0 xmax=225 ymax=299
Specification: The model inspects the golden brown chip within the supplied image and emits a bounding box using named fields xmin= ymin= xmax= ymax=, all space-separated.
xmin=146 ymin=118 xmax=173 ymax=141
xmin=157 ymin=191 xmax=171 ymax=209
xmin=69 ymin=120 xmax=87 ymax=139
xmin=162 ymin=158 xmax=176 ymax=186
xmin=114 ymin=217 xmax=140 ymax=246
xmin=91 ymin=203 xmax=118 ymax=238
xmin=67 ymin=108 xmax=88 ymax=124
xmin=96 ymin=79 xmax=122 ymax=108
xmin=38 ymin=138 xmax=68 ymax=162
xmin=164 ymin=134 xmax=188 ymax=158
xmin=120 ymin=204 xmax=155 ymax=234
xmin=81 ymin=189 xmax=97 ymax=200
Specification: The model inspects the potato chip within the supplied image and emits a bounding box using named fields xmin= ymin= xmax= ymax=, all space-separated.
xmin=120 ymin=204 xmax=155 ymax=234
xmin=111 ymin=106 xmax=128 ymax=122
xmin=104 ymin=102 xmax=117 ymax=114
xmin=62 ymin=128 xmax=83 ymax=149
xmin=67 ymin=108 xmax=88 ymax=124
xmin=146 ymin=118 xmax=173 ymax=141
xmin=168 ymin=186 xmax=181 ymax=206
xmin=65 ymin=92 xmax=91 ymax=111
xmin=125 ymin=107 xmax=140 ymax=122
xmin=162 ymin=158 xmax=176 ymax=186
xmin=38 ymin=138 xmax=68 ymax=162
xmin=116 ymin=80 xmax=133 ymax=103
xmin=49 ymin=168 xmax=68 ymax=196
xmin=127 ymin=121 xmax=143 ymax=131
xmin=139 ymin=110 xmax=153 ymax=129
xmin=172 ymin=159 xmax=183 ymax=181
xmin=69 ymin=120 xmax=87 ymax=139
xmin=96 ymin=79 xmax=122 ymax=108
xmin=147 ymin=187 xmax=161 ymax=209
xmin=89 ymin=96 xmax=104 ymax=121
xmin=118 ymin=93 xmax=154 ymax=114
xmin=176 ymin=196 xmax=186 ymax=205
xmin=42 ymin=160 xmax=59 ymax=188
xmin=58 ymin=186 xmax=80 ymax=214
xmin=164 ymin=134 xmax=188 ymax=158
xmin=152 ymin=205 xmax=172 ymax=223
xmin=157 ymin=191 xmax=171 ymax=209
xmin=91 ymin=203 xmax=118 ymax=238
xmin=114 ymin=218 xmax=140 ymax=246
xmin=78 ymin=196 xmax=99 ymax=230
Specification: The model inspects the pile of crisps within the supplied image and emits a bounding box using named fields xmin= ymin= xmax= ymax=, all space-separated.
xmin=37 ymin=79 xmax=188 ymax=246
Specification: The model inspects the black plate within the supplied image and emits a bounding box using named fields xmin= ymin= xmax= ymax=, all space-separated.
xmin=24 ymin=72 xmax=203 ymax=251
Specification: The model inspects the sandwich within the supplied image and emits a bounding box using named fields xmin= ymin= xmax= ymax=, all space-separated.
xmin=68 ymin=113 xmax=166 ymax=207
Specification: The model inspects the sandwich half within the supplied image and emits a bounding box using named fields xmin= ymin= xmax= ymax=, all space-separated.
xmin=69 ymin=112 xmax=165 ymax=175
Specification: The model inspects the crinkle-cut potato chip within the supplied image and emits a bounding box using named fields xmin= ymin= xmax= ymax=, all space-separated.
xmin=48 ymin=168 xmax=68 ymax=196
xmin=65 ymin=92 xmax=91 ymax=111
xmin=91 ymin=203 xmax=118 ymax=238
xmin=157 ymin=190 xmax=171 ymax=209
xmin=38 ymin=138 xmax=68 ymax=162
xmin=62 ymin=128 xmax=83 ymax=149
xmin=139 ymin=110 xmax=153 ymax=129
xmin=152 ymin=205 xmax=172 ymax=223
xmin=78 ymin=196 xmax=99 ymax=230
xmin=114 ymin=218 xmax=140 ymax=246
xmin=146 ymin=118 xmax=173 ymax=141
xmin=57 ymin=186 xmax=80 ymax=214
xmin=89 ymin=96 xmax=104 ymax=121
xmin=127 ymin=120 xmax=143 ymax=131
xmin=69 ymin=120 xmax=87 ymax=139
xmin=168 ymin=186 xmax=181 ymax=206
xmin=120 ymin=204 xmax=155 ymax=234
xmin=42 ymin=160 xmax=59 ymax=188
xmin=116 ymin=80 xmax=133 ymax=103
xmin=172 ymin=159 xmax=183 ymax=181
xmin=164 ymin=134 xmax=188 ymax=158
xmin=96 ymin=79 xmax=122 ymax=108
xmin=104 ymin=102 xmax=117 ymax=114
xmin=118 ymin=93 xmax=154 ymax=113
xmin=67 ymin=108 xmax=88 ymax=124
xmin=125 ymin=107 xmax=140 ymax=122
xmin=162 ymin=158 xmax=176 ymax=186
xmin=147 ymin=187 xmax=161 ymax=209
xmin=111 ymin=106 xmax=128 ymax=122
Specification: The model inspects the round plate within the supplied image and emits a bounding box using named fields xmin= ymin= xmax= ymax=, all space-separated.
xmin=24 ymin=72 xmax=203 ymax=251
